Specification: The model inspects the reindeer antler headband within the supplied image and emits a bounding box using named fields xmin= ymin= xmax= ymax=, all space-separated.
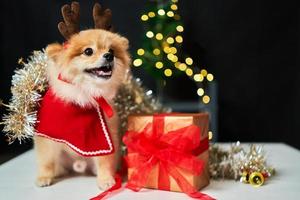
xmin=57 ymin=1 xmax=113 ymax=40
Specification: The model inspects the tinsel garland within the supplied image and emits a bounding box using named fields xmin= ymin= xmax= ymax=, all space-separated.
xmin=1 ymin=51 xmax=48 ymax=143
xmin=1 ymin=51 xmax=168 ymax=144
xmin=209 ymin=142 xmax=275 ymax=186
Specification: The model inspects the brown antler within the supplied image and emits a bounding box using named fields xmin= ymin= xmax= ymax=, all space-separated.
xmin=93 ymin=3 xmax=113 ymax=31
xmin=58 ymin=1 xmax=80 ymax=40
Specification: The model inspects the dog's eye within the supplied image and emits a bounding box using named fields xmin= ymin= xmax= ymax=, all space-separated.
xmin=83 ymin=48 xmax=93 ymax=56
xmin=109 ymin=49 xmax=114 ymax=54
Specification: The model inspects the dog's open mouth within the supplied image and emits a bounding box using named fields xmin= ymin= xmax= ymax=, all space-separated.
xmin=84 ymin=64 xmax=113 ymax=79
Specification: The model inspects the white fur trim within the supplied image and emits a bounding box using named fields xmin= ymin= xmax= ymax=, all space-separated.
xmin=36 ymin=106 xmax=113 ymax=156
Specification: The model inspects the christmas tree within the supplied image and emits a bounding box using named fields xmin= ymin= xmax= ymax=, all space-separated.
xmin=132 ymin=0 xmax=214 ymax=104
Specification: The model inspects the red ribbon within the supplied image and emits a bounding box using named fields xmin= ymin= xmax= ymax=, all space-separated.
xmin=123 ymin=114 xmax=215 ymax=200
xmin=90 ymin=174 xmax=122 ymax=200
xmin=89 ymin=157 xmax=129 ymax=200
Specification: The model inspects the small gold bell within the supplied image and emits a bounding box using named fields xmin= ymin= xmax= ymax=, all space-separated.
xmin=249 ymin=172 xmax=264 ymax=187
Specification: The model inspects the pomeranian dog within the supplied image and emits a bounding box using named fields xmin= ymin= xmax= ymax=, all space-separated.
xmin=34 ymin=2 xmax=130 ymax=190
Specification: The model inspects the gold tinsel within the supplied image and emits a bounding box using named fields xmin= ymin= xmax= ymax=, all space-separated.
xmin=1 ymin=51 xmax=168 ymax=143
xmin=209 ymin=141 xmax=275 ymax=184
xmin=1 ymin=51 xmax=48 ymax=143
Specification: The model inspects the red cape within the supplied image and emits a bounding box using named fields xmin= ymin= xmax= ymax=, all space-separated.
xmin=35 ymin=88 xmax=114 ymax=157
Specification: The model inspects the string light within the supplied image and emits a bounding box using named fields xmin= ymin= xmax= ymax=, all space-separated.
xmin=134 ymin=1 xmax=215 ymax=105
xmin=208 ymin=131 xmax=213 ymax=140
xmin=179 ymin=63 xmax=187 ymax=71
xmin=170 ymin=47 xmax=177 ymax=54
xmin=171 ymin=55 xmax=178 ymax=62
xmin=176 ymin=25 xmax=184 ymax=32
xmin=148 ymin=12 xmax=155 ymax=18
xmin=201 ymin=69 xmax=208 ymax=76
xmin=163 ymin=46 xmax=171 ymax=53
xmin=158 ymin=9 xmax=165 ymax=16
xmin=171 ymin=4 xmax=178 ymax=11
xmin=167 ymin=53 xmax=174 ymax=60
xmin=194 ymin=74 xmax=204 ymax=82
xmin=155 ymin=62 xmax=164 ymax=69
xmin=185 ymin=68 xmax=193 ymax=76
xmin=197 ymin=88 xmax=204 ymax=96
xmin=137 ymin=49 xmax=145 ymax=56
xmin=146 ymin=31 xmax=154 ymax=38
xmin=162 ymin=42 xmax=168 ymax=48
xmin=174 ymin=14 xmax=180 ymax=20
xmin=164 ymin=69 xmax=173 ymax=77
xmin=175 ymin=35 xmax=183 ymax=43
xmin=153 ymin=48 xmax=161 ymax=55
xmin=207 ymin=73 xmax=214 ymax=81
xmin=185 ymin=57 xmax=193 ymax=65
xmin=167 ymin=11 xmax=174 ymax=17
xmin=166 ymin=37 xmax=174 ymax=44
xmin=155 ymin=33 xmax=163 ymax=40
xmin=133 ymin=59 xmax=143 ymax=67
xmin=174 ymin=62 xmax=180 ymax=68
xmin=141 ymin=14 xmax=149 ymax=21
xmin=202 ymin=95 xmax=210 ymax=104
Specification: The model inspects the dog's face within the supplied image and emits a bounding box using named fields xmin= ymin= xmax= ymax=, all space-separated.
xmin=46 ymin=29 xmax=130 ymax=97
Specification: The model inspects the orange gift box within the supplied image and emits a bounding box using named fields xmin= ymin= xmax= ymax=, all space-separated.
xmin=124 ymin=113 xmax=210 ymax=193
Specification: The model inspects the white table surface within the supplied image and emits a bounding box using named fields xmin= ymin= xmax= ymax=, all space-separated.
xmin=0 ymin=143 xmax=299 ymax=200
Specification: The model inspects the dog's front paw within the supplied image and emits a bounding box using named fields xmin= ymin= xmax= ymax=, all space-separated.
xmin=97 ymin=175 xmax=116 ymax=190
xmin=35 ymin=176 xmax=54 ymax=187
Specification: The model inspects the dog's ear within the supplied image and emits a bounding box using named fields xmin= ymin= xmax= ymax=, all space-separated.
xmin=119 ymin=37 xmax=129 ymax=51
xmin=46 ymin=43 xmax=63 ymax=61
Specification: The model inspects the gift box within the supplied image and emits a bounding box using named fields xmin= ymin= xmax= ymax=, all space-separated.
xmin=123 ymin=113 xmax=210 ymax=196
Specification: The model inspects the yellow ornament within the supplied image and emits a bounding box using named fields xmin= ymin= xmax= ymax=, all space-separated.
xmin=208 ymin=131 xmax=213 ymax=140
xmin=249 ymin=172 xmax=264 ymax=187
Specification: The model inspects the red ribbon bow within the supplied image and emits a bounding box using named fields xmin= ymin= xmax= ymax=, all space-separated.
xmin=123 ymin=114 xmax=215 ymax=200
xmin=89 ymin=114 xmax=214 ymax=200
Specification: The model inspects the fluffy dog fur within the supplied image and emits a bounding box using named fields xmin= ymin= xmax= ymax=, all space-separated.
xmin=34 ymin=29 xmax=130 ymax=190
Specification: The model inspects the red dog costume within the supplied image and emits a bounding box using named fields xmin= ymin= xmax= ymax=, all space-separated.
xmin=35 ymin=88 xmax=114 ymax=157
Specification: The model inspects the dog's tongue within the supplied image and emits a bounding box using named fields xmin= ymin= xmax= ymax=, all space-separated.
xmin=95 ymin=69 xmax=112 ymax=76
xmin=84 ymin=65 xmax=113 ymax=78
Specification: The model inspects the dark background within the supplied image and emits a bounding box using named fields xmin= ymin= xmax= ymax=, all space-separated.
xmin=1 ymin=0 xmax=299 ymax=162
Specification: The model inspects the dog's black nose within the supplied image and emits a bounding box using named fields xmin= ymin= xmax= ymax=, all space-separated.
xmin=103 ymin=52 xmax=114 ymax=62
